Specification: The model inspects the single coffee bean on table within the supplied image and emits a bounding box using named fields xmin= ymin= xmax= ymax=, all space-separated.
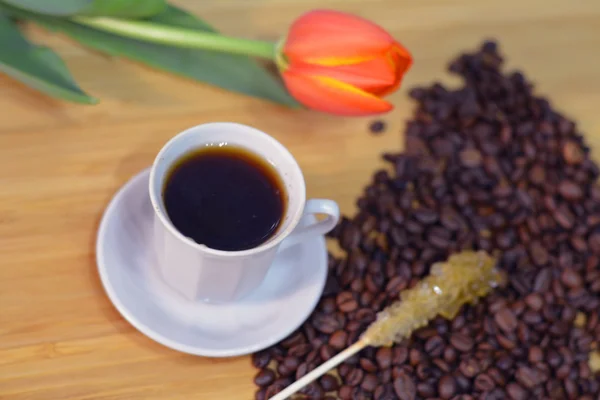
xmin=369 ymin=120 xmax=387 ymax=135
xmin=251 ymin=40 xmax=600 ymax=399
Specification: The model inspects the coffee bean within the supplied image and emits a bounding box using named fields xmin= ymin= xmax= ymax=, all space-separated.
xmin=255 ymin=388 xmax=266 ymax=400
xmin=496 ymin=355 xmax=513 ymax=372
xmin=529 ymin=241 xmax=550 ymax=266
xmin=409 ymin=349 xmax=424 ymax=366
xmin=355 ymin=308 xmax=375 ymax=324
xmin=438 ymin=375 xmax=456 ymax=399
xmin=489 ymin=388 xmax=508 ymax=400
xmin=345 ymin=368 xmax=364 ymax=386
xmin=553 ymin=207 xmax=575 ymax=229
xmin=393 ymin=373 xmax=416 ymax=400
xmin=561 ymin=269 xmax=583 ymax=288
xmin=302 ymin=324 xmax=317 ymax=343
xmin=306 ymin=349 xmax=319 ymax=364
xmin=424 ymin=335 xmax=445 ymax=356
xmin=556 ymin=364 xmax=570 ymax=380
xmin=454 ymin=395 xmax=476 ymax=400
xmin=369 ymin=120 xmax=386 ymax=135
xmin=393 ymin=346 xmax=408 ymax=365
xmin=497 ymin=333 xmax=517 ymax=349
xmin=453 ymin=374 xmax=471 ymax=393
xmin=300 ymin=382 xmax=324 ymax=399
xmin=488 ymin=367 xmax=506 ymax=386
xmin=289 ymin=343 xmax=311 ymax=358
xmin=495 ymin=308 xmax=518 ymax=332
xmin=524 ymin=293 xmax=544 ymax=311
xmin=329 ymin=330 xmax=348 ymax=350
xmin=559 ymin=180 xmax=584 ymax=201
xmin=450 ymin=333 xmax=474 ymax=352
xmin=252 ymin=351 xmax=271 ymax=369
xmin=254 ymin=369 xmax=275 ymax=387
xmin=562 ymin=141 xmax=585 ymax=164
xmin=459 ymin=359 xmax=480 ymax=378
xmin=336 ymin=291 xmax=358 ymax=313
xmin=379 ymin=369 xmax=392 ymax=385
xmin=320 ymin=297 xmax=337 ymax=314
xmin=506 ymin=383 xmax=528 ymax=400
xmin=359 ymin=358 xmax=378 ymax=373
xmin=415 ymin=363 xmax=432 ymax=380
xmin=590 ymin=232 xmax=600 ymax=254
xmin=350 ymin=388 xmax=371 ymax=400
xmin=442 ymin=347 xmax=457 ymax=364
xmin=265 ymin=381 xmax=287 ymax=399
xmin=295 ymin=363 xmax=308 ymax=380
xmin=546 ymin=349 xmax=562 ymax=368
xmin=523 ymin=310 xmax=543 ymax=325
xmin=428 ymin=226 xmax=452 ymax=249
xmin=528 ymin=346 xmax=543 ymax=363
xmin=385 ymin=275 xmax=405 ymax=294
xmin=361 ymin=373 xmax=378 ymax=392
xmin=474 ymin=373 xmax=496 ymax=391
xmin=579 ymin=360 xmax=592 ymax=379
xmin=515 ymin=366 xmax=543 ymax=389
xmin=432 ymin=358 xmax=450 ymax=373
xmin=391 ymin=366 xmax=404 ymax=380
xmin=529 ymin=165 xmax=546 ymax=185
xmin=339 ymin=386 xmax=352 ymax=399
xmin=564 ymin=378 xmax=578 ymax=399
xmin=533 ymin=268 xmax=552 ymax=292
xmin=318 ymin=344 xmax=334 ymax=362
xmin=460 ymin=148 xmax=483 ymax=168
xmin=315 ymin=375 xmax=336 ymax=393
xmin=276 ymin=363 xmax=292 ymax=377
xmin=416 ymin=382 xmax=435 ymax=397
xmin=280 ymin=332 xmax=305 ymax=348
xmin=414 ymin=208 xmax=439 ymax=225
xmin=375 ymin=347 xmax=393 ymax=369
xmin=311 ymin=314 xmax=339 ymax=334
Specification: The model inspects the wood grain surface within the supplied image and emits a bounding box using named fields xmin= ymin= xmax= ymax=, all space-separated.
xmin=1 ymin=0 xmax=600 ymax=398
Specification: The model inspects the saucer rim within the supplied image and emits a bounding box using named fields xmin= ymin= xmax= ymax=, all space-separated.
xmin=95 ymin=168 xmax=328 ymax=357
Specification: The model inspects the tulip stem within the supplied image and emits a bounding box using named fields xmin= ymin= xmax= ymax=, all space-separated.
xmin=71 ymin=17 xmax=277 ymax=60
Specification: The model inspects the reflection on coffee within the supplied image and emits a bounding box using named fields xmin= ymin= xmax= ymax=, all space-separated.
xmin=162 ymin=145 xmax=286 ymax=251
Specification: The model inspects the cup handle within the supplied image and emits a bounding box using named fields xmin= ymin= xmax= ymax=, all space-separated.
xmin=279 ymin=199 xmax=340 ymax=251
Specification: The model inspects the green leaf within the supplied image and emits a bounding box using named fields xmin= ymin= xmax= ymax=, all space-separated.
xmin=80 ymin=0 xmax=166 ymax=18
xmin=0 ymin=0 xmax=166 ymax=18
xmin=0 ymin=13 xmax=97 ymax=104
xmin=0 ymin=0 xmax=93 ymax=16
xmin=146 ymin=5 xmax=214 ymax=31
xmin=3 ymin=4 xmax=299 ymax=107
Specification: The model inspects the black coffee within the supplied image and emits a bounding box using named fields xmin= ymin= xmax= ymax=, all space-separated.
xmin=162 ymin=145 xmax=286 ymax=251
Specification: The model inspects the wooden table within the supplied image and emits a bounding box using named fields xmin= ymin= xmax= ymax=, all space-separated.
xmin=1 ymin=0 xmax=600 ymax=398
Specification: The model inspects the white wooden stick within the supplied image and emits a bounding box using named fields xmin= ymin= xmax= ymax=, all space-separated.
xmin=268 ymin=340 xmax=368 ymax=400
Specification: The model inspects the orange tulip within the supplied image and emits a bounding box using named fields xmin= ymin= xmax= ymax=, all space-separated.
xmin=278 ymin=9 xmax=413 ymax=116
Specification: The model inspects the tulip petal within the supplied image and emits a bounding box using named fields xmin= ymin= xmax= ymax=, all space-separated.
xmin=290 ymin=57 xmax=398 ymax=94
xmin=284 ymin=9 xmax=397 ymax=64
xmin=282 ymin=69 xmax=393 ymax=116
xmin=289 ymin=44 xmax=412 ymax=96
xmin=376 ymin=44 xmax=413 ymax=96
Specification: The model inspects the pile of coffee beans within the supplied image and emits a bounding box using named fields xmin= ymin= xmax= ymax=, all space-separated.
xmin=252 ymin=41 xmax=600 ymax=399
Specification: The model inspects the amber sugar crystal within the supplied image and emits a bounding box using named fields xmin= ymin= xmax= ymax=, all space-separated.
xmin=361 ymin=250 xmax=505 ymax=347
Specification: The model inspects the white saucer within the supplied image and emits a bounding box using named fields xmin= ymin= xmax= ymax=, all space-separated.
xmin=96 ymin=168 xmax=328 ymax=357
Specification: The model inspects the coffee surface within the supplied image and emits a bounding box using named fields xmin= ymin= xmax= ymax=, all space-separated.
xmin=163 ymin=145 xmax=286 ymax=251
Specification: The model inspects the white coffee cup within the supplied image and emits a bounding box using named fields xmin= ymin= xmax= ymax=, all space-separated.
xmin=149 ymin=122 xmax=340 ymax=303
